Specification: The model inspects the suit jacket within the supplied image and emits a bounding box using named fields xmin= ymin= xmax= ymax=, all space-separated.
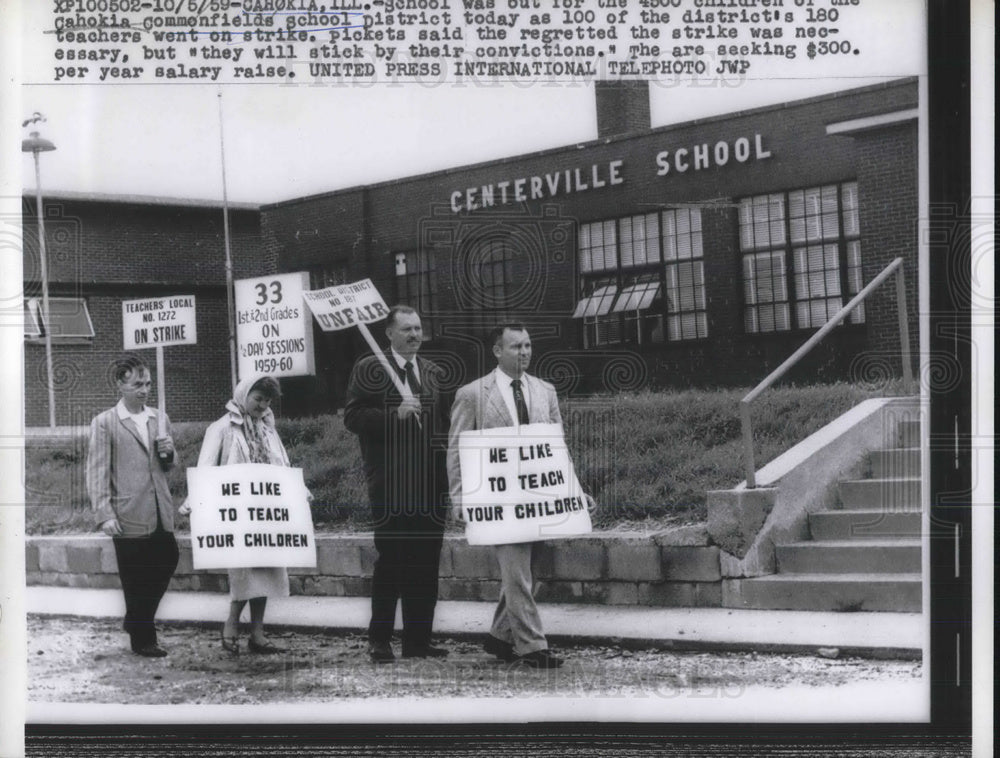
xmin=85 ymin=405 xmax=175 ymax=536
xmin=447 ymin=371 xmax=562 ymax=510
xmin=344 ymin=350 xmax=450 ymax=523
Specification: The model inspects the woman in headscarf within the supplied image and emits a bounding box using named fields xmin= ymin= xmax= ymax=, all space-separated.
xmin=181 ymin=374 xmax=294 ymax=655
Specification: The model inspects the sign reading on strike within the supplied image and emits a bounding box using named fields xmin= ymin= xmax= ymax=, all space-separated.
xmin=234 ymin=272 xmax=315 ymax=380
xmin=186 ymin=463 xmax=316 ymax=570
xmin=122 ymin=296 xmax=197 ymax=350
xmin=302 ymin=278 xmax=390 ymax=331
xmin=457 ymin=423 xmax=592 ymax=546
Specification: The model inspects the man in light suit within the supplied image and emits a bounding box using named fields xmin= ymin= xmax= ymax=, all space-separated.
xmin=344 ymin=305 xmax=451 ymax=663
xmin=447 ymin=323 xmax=565 ymax=669
xmin=86 ymin=354 xmax=179 ymax=657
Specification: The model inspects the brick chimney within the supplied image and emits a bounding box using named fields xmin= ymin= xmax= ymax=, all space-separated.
xmin=595 ymin=80 xmax=651 ymax=139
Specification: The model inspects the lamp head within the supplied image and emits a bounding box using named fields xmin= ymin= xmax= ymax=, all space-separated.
xmin=22 ymin=132 xmax=56 ymax=153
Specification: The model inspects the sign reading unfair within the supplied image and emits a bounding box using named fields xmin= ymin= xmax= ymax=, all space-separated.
xmin=186 ymin=463 xmax=316 ymax=570
xmin=234 ymin=272 xmax=315 ymax=380
xmin=122 ymin=295 xmax=197 ymax=349
xmin=458 ymin=423 xmax=592 ymax=546
xmin=302 ymin=278 xmax=414 ymax=402
xmin=301 ymin=278 xmax=390 ymax=332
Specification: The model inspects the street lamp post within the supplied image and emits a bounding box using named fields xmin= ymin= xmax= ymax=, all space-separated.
xmin=22 ymin=128 xmax=57 ymax=429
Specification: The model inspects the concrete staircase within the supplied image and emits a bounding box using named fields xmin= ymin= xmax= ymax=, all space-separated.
xmin=736 ymin=419 xmax=922 ymax=612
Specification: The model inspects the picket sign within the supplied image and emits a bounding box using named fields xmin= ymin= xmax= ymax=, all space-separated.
xmin=457 ymin=422 xmax=593 ymax=545
xmin=187 ymin=463 xmax=316 ymax=569
xmin=233 ymin=271 xmax=315 ymax=380
xmin=121 ymin=295 xmax=197 ymax=439
xmin=301 ymin=278 xmax=414 ymax=401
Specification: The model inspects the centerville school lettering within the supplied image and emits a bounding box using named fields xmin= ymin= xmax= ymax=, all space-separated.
xmin=448 ymin=133 xmax=771 ymax=212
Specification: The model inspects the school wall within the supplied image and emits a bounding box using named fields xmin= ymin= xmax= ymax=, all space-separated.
xmin=22 ymin=197 xmax=269 ymax=425
xmin=262 ymin=79 xmax=920 ymax=402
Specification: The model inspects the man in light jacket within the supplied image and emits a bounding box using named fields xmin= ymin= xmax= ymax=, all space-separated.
xmin=447 ymin=324 xmax=565 ymax=669
xmin=86 ymin=354 xmax=179 ymax=657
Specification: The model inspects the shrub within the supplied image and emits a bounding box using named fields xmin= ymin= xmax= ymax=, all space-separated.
xmin=25 ymin=380 xmax=914 ymax=535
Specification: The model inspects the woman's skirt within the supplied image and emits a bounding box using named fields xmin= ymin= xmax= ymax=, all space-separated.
xmin=227 ymin=567 xmax=290 ymax=601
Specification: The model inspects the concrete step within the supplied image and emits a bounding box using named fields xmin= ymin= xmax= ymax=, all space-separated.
xmin=869 ymin=448 xmax=921 ymax=478
xmin=728 ymin=573 xmax=922 ymax=613
xmin=776 ymin=540 xmax=921 ymax=574
xmin=838 ymin=478 xmax=921 ymax=510
xmin=898 ymin=419 xmax=921 ymax=448
xmin=809 ymin=509 xmax=922 ymax=541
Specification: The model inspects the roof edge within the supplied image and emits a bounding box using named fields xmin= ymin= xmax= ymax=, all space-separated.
xmin=261 ymin=76 xmax=919 ymax=211
xmin=22 ymin=189 xmax=260 ymax=212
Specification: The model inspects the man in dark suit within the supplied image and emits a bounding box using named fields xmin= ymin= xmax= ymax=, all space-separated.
xmin=447 ymin=324 xmax=566 ymax=669
xmin=85 ymin=354 xmax=179 ymax=657
xmin=344 ymin=305 xmax=451 ymax=663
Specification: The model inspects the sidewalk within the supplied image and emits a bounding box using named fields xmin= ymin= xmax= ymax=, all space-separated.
xmin=26 ymin=586 xmax=924 ymax=658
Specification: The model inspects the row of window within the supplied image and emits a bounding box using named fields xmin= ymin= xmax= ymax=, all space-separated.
xmin=394 ymin=181 xmax=865 ymax=346
xmin=26 ymin=182 xmax=864 ymax=348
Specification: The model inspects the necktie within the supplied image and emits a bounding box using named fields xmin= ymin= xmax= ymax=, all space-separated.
xmin=511 ymin=378 xmax=529 ymax=425
xmin=403 ymin=360 xmax=422 ymax=396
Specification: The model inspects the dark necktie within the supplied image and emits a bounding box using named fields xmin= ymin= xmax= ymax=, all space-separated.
xmin=403 ymin=360 xmax=421 ymax=396
xmin=511 ymin=378 xmax=529 ymax=425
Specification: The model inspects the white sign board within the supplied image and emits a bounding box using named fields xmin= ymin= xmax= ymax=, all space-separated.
xmin=302 ymin=278 xmax=390 ymax=331
xmin=122 ymin=295 xmax=197 ymax=350
xmin=457 ymin=423 xmax=592 ymax=546
xmin=186 ymin=463 xmax=316 ymax=570
xmin=234 ymin=272 xmax=315 ymax=380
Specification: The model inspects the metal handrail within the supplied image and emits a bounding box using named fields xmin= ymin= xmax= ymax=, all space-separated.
xmin=740 ymin=256 xmax=913 ymax=488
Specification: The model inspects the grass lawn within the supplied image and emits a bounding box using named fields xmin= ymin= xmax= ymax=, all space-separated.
xmin=24 ymin=381 xmax=914 ymax=536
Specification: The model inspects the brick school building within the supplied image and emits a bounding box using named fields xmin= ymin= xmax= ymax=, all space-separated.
xmin=23 ymin=78 xmax=918 ymax=424
xmin=21 ymin=192 xmax=262 ymax=426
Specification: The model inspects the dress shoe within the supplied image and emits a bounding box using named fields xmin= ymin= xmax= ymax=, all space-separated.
xmin=515 ymin=649 xmax=563 ymax=669
xmin=483 ymin=635 xmax=516 ymax=662
xmin=369 ymin=642 xmax=395 ymax=664
xmin=401 ymin=644 xmax=449 ymax=659
xmin=132 ymin=643 xmax=168 ymax=658
xmin=248 ymin=639 xmax=283 ymax=655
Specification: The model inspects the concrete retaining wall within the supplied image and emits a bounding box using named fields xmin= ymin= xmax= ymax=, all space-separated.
xmin=26 ymin=528 xmax=722 ymax=608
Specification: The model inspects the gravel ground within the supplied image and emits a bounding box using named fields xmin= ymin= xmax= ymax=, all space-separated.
xmin=28 ymin=615 xmax=922 ymax=705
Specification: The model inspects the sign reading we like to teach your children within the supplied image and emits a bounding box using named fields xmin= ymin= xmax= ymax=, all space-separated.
xmin=458 ymin=423 xmax=592 ymax=545
xmin=187 ymin=463 xmax=316 ymax=570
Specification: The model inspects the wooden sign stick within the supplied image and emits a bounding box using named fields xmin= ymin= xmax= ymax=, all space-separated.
xmin=156 ymin=345 xmax=167 ymax=437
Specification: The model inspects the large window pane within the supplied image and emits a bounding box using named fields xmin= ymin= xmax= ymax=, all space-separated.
xmin=621 ymin=213 xmax=660 ymax=267
xmin=741 ymin=182 xmax=863 ymax=332
xmin=662 ymin=209 xmax=707 ymax=340
xmin=743 ymin=251 xmax=789 ymax=333
xmin=739 ymin=194 xmax=786 ymax=251
xmin=579 ymin=220 xmax=617 ymax=273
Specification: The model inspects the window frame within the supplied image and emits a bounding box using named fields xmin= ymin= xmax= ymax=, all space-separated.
xmin=575 ymin=209 xmax=707 ymax=348
xmin=394 ymin=249 xmax=439 ymax=340
xmin=23 ymin=296 xmax=95 ymax=345
xmin=739 ymin=181 xmax=864 ymax=334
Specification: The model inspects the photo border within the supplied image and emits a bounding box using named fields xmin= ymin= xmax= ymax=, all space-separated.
xmin=16 ymin=0 xmax=981 ymax=754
